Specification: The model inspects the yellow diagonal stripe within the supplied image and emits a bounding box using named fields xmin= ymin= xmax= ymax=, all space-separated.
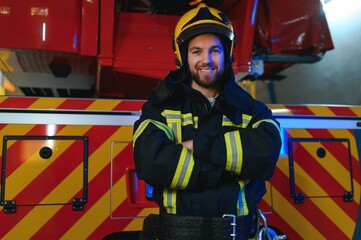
xmin=0 ymin=124 xmax=35 ymax=137
xmin=307 ymin=105 xmax=335 ymax=116
xmin=29 ymin=98 xmax=66 ymax=110
xmin=86 ymin=99 xmax=121 ymax=111
xmin=264 ymin=187 xmax=326 ymax=239
xmin=349 ymin=107 xmax=361 ymax=116
xmin=0 ymin=96 xmax=8 ymax=104
xmin=124 ymin=207 xmax=159 ymax=232
xmin=61 ymin=177 xmax=127 ymax=239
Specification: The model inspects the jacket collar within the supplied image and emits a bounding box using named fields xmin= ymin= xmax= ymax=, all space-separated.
xmin=147 ymin=67 xmax=255 ymax=124
xmin=147 ymin=67 xmax=188 ymax=104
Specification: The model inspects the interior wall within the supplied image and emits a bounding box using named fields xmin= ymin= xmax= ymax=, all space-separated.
xmin=255 ymin=0 xmax=361 ymax=105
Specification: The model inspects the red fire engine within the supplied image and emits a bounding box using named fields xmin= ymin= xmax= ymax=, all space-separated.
xmin=1 ymin=1 xmax=360 ymax=240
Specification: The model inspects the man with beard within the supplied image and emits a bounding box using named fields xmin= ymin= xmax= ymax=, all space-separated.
xmin=133 ymin=3 xmax=281 ymax=240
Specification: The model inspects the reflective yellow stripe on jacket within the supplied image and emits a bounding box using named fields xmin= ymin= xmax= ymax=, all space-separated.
xmin=222 ymin=114 xmax=251 ymax=128
xmin=133 ymin=119 xmax=174 ymax=146
xmin=223 ymin=115 xmax=252 ymax=216
xmin=223 ymin=116 xmax=280 ymax=174
xmin=161 ymin=110 xmax=197 ymax=214
xmin=162 ymin=110 xmax=198 ymax=142
xmin=253 ymin=119 xmax=281 ymax=132
xmin=222 ymin=115 xmax=251 ymax=175
xmin=223 ymin=115 xmax=279 ymax=217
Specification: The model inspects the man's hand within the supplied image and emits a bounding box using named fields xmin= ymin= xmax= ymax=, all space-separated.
xmin=181 ymin=140 xmax=194 ymax=150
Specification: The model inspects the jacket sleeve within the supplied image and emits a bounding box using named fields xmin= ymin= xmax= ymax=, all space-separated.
xmin=193 ymin=105 xmax=281 ymax=180
xmin=133 ymin=102 xmax=234 ymax=190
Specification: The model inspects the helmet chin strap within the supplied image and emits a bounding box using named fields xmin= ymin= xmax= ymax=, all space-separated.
xmin=189 ymin=0 xmax=203 ymax=6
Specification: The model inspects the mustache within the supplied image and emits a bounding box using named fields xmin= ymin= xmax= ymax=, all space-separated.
xmin=197 ymin=63 xmax=215 ymax=68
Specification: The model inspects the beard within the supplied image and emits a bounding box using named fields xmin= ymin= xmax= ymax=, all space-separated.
xmin=190 ymin=65 xmax=224 ymax=89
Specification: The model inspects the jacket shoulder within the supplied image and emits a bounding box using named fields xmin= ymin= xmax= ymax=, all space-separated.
xmin=148 ymin=68 xmax=188 ymax=104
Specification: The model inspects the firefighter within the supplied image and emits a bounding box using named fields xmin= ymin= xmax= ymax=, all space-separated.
xmin=133 ymin=3 xmax=281 ymax=240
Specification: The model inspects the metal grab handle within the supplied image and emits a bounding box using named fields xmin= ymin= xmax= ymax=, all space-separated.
xmin=256 ymin=209 xmax=288 ymax=240
xmin=222 ymin=214 xmax=237 ymax=240
xmin=256 ymin=209 xmax=272 ymax=240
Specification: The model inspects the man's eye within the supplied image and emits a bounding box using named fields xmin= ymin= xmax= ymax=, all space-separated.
xmin=191 ymin=50 xmax=201 ymax=55
xmin=212 ymin=49 xmax=221 ymax=55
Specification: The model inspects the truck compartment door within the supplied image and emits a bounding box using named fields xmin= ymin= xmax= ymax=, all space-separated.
xmin=0 ymin=135 xmax=88 ymax=213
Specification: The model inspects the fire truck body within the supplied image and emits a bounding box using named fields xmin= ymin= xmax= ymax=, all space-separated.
xmin=0 ymin=0 xmax=333 ymax=98
xmin=0 ymin=97 xmax=360 ymax=239
xmin=0 ymin=0 xmax=358 ymax=239
xmin=0 ymin=96 xmax=158 ymax=239
xmin=264 ymin=105 xmax=361 ymax=240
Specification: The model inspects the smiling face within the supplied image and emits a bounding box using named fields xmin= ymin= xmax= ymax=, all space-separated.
xmin=187 ymin=33 xmax=225 ymax=98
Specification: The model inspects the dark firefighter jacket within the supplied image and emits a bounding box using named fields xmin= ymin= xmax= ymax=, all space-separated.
xmin=133 ymin=67 xmax=281 ymax=218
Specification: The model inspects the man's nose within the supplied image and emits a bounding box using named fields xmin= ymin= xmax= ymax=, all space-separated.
xmin=201 ymin=51 xmax=212 ymax=63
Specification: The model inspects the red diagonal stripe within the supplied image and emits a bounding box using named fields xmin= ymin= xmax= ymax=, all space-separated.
xmin=0 ymin=97 xmax=38 ymax=109
xmin=286 ymin=105 xmax=315 ymax=115
xmin=329 ymin=106 xmax=358 ymax=117
xmin=113 ymin=100 xmax=144 ymax=111
xmin=56 ymin=99 xmax=95 ymax=110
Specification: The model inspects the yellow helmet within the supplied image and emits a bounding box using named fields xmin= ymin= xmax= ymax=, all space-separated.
xmin=173 ymin=3 xmax=236 ymax=66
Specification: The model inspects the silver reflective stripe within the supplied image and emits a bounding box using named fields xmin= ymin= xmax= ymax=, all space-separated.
xmin=169 ymin=122 xmax=181 ymax=143
xmin=224 ymin=131 xmax=243 ymax=174
xmin=242 ymin=114 xmax=252 ymax=127
xmin=163 ymin=110 xmax=181 ymax=143
xmin=222 ymin=114 xmax=252 ymax=128
xmin=171 ymin=148 xmax=194 ymax=189
xmin=253 ymin=119 xmax=280 ymax=132
xmin=181 ymin=113 xmax=193 ymax=126
xmin=163 ymin=189 xmax=177 ymax=214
